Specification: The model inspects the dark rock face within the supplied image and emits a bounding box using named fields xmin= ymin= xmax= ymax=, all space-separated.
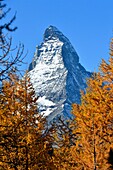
xmin=28 ymin=26 xmax=92 ymax=122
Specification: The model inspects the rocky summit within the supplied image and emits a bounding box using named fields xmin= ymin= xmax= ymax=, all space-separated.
xmin=28 ymin=26 xmax=91 ymax=123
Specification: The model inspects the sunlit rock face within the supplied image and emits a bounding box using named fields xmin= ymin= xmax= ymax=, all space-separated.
xmin=28 ymin=26 xmax=91 ymax=123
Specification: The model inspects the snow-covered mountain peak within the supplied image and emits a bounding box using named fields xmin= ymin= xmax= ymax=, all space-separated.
xmin=28 ymin=26 xmax=92 ymax=123
xmin=43 ymin=26 xmax=79 ymax=67
xmin=44 ymin=25 xmax=65 ymax=41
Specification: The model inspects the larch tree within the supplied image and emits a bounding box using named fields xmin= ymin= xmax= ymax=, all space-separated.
xmin=0 ymin=73 xmax=56 ymax=170
xmin=71 ymin=39 xmax=113 ymax=170
xmin=52 ymin=117 xmax=78 ymax=170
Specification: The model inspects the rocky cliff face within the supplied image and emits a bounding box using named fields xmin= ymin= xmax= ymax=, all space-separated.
xmin=28 ymin=26 xmax=91 ymax=123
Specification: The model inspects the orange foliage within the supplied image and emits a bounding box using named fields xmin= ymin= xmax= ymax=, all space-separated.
xmin=72 ymin=39 xmax=113 ymax=170
xmin=0 ymin=74 xmax=56 ymax=170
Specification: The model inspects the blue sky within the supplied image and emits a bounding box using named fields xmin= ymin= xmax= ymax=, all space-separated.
xmin=6 ymin=0 xmax=113 ymax=72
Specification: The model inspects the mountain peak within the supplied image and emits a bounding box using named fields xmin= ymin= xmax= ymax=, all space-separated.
xmin=47 ymin=25 xmax=59 ymax=32
xmin=29 ymin=26 xmax=92 ymax=123
xmin=44 ymin=25 xmax=64 ymax=41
